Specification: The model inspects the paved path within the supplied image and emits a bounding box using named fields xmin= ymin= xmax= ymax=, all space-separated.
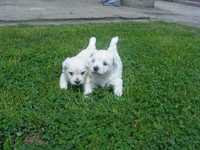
xmin=0 ymin=0 xmax=200 ymax=27
xmin=154 ymin=1 xmax=200 ymax=27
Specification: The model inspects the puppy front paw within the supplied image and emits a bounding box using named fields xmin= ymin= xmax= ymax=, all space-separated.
xmin=59 ymin=73 xmax=68 ymax=89
xmin=60 ymin=83 xmax=68 ymax=89
xmin=84 ymin=88 xmax=92 ymax=96
xmin=114 ymin=88 xmax=123 ymax=97
xmin=113 ymin=78 xmax=123 ymax=97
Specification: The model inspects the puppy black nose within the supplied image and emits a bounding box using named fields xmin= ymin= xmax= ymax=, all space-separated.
xmin=75 ymin=80 xmax=80 ymax=85
xmin=93 ymin=66 xmax=99 ymax=72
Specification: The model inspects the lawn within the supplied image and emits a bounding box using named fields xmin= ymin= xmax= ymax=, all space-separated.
xmin=0 ymin=22 xmax=200 ymax=149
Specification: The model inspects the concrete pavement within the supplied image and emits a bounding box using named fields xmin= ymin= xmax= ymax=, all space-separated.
xmin=0 ymin=0 xmax=150 ymax=21
xmin=154 ymin=1 xmax=200 ymax=27
xmin=0 ymin=0 xmax=200 ymax=27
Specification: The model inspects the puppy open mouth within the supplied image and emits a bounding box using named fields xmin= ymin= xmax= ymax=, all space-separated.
xmin=74 ymin=82 xmax=82 ymax=86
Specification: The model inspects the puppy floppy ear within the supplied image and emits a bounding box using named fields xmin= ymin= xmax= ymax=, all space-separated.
xmin=86 ymin=55 xmax=93 ymax=69
xmin=62 ymin=58 xmax=70 ymax=72
xmin=108 ymin=36 xmax=119 ymax=54
xmin=112 ymin=55 xmax=118 ymax=67
xmin=109 ymin=37 xmax=120 ymax=67
xmin=86 ymin=37 xmax=96 ymax=50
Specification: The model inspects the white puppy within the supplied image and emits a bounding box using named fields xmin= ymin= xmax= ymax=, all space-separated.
xmin=59 ymin=37 xmax=96 ymax=89
xmin=85 ymin=36 xmax=123 ymax=96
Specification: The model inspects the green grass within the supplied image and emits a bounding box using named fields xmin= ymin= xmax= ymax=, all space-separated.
xmin=0 ymin=22 xmax=200 ymax=149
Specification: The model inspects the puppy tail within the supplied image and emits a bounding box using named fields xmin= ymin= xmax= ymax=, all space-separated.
xmin=87 ymin=37 xmax=96 ymax=50
xmin=108 ymin=36 xmax=119 ymax=53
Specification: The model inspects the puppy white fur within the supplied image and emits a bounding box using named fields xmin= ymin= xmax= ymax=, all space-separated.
xmin=59 ymin=37 xmax=96 ymax=89
xmin=85 ymin=36 xmax=123 ymax=96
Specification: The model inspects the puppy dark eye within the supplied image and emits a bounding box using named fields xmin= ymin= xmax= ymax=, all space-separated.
xmin=103 ymin=61 xmax=108 ymax=66
xmin=63 ymin=66 xmax=67 ymax=71
xmin=81 ymin=71 xmax=85 ymax=75
xmin=69 ymin=72 xmax=73 ymax=76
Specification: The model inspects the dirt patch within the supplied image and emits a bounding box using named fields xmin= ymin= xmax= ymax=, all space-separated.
xmin=24 ymin=133 xmax=46 ymax=145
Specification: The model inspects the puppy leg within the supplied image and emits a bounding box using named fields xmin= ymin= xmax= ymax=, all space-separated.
xmin=59 ymin=73 xmax=68 ymax=89
xmin=112 ymin=78 xmax=123 ymax=97
xmin=84 ymin=78 xmax=94 ymax=95
xmin=84 ymin=83 xmax=93 ymax=95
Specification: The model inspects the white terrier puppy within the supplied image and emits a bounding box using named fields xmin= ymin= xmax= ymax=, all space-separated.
xmin=85 ymin=36 xmax=123 ymax=96
xmin=59 ymin=37 xmax=96 ymax=89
